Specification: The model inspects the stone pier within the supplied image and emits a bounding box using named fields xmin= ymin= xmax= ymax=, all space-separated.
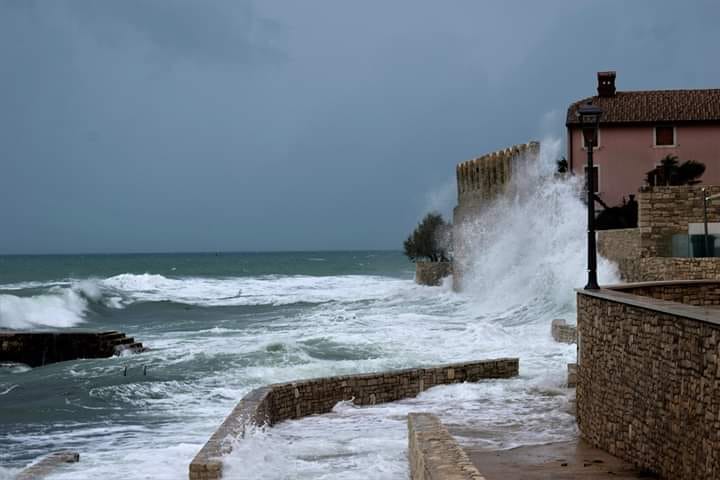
xmin=0 ymin=331 xmax=146 ymax=367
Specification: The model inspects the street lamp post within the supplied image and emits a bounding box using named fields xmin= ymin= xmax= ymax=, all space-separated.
xmin=577 ymin=102 xmax=603 ymax=290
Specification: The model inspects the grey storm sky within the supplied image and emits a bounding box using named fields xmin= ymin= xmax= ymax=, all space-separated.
xmin=1 ymin=1 xmax=719 ymax=254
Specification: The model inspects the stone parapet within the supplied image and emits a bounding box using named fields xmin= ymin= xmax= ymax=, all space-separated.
xmin=415 ymin=261 xmax=452 ymax=286
xmin=610 ymin=279 xmax=720 ymax=306
xmin=189 ymin=358 xmax=519 ymax=479
xmin=408 ymin=413 xmax=486 ymax=480
xmin=576 ymin=282 xmax=720 ymax=480
xmin=613 ymin=257 xmax=720 ymax=282
xmin=550 ymin=319 xmax=577 ymax=344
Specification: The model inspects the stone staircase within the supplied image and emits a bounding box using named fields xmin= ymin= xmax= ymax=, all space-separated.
xmin=98 ymin=331 xmax=147 ymax=355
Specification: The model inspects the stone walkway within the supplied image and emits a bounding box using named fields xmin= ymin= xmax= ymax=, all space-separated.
xmin=461 ymin=439 xmax=654 ymax=479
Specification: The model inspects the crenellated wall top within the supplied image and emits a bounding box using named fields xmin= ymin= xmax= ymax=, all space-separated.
xmin=455 ymin=141 xmax=539 ymax=204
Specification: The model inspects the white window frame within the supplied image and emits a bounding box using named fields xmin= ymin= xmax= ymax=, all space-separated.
xmin=653 ymin=126 xmax=677 ymax=148
xmin=581 ymin=127 xmax=601 ymax=151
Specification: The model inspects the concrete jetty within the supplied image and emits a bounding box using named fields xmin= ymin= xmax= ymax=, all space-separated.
xmin=0 ymin=330 xmax=146 ymax=367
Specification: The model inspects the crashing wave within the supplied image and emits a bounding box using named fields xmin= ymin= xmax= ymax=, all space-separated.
xmin=0 ymin=288 xmax=88 ymax=329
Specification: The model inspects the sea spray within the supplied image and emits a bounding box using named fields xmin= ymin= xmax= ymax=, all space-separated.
xmin=457 ymin=137 xmax=619 ymax=310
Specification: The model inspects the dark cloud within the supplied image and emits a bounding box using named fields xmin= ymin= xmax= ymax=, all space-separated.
xmin=0 ymin=0 xmax=719 ymax=254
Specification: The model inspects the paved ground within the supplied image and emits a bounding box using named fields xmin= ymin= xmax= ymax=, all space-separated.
xmin=462 ymin=440 xmax=656 ymax=480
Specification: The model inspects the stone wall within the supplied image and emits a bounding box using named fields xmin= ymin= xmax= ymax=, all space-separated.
xmin=610 ymin=257 xmax=720 ymax=283
xmin=408 ymin=413 xmax=484 ymax=480
xmin=0 ymin=331 xmax=145 ymax=367
xmin=550 ymin=319 xmax=577 ymax=344
xmin=189 ymin=358 xmax=519 ymax=480
xmin=16 ymin=451 xmax=80 ymax=480
xmin=576 ymin=282 xmax=720 ymax=479
xmin=452 ymin=141 xmax=540 ymax=290
xmin=596 ymin=186 xmax=720 ymax=282
xmin=415 ymin=262 xmax=452 ymax=286
xmin=597 ymin=228 xmax=640 ymax=264
xmin=639 ymin=185 xmax=720 ymax=258
xmin=453 ymin=141 xmax=539 ymax=225
xmin=611 ymin=280 xmax=720 ymax=306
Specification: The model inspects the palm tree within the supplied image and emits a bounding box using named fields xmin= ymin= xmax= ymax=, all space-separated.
xmin=645 ymin=155 xmax=705 ymax=186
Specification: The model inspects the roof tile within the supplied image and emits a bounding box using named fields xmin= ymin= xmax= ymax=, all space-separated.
xmin=566 ymin=89 xmax=720 ymax=125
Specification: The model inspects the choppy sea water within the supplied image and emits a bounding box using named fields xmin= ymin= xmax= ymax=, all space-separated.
xmin=0 ymin=250 xmax=607 ymax=480
xmin=0 ymin=142 xmax=620 ymax=479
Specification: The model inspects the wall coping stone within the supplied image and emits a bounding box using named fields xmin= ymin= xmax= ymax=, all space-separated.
xmin=577 ymin=283 xmax=720 ymax=326
xmin=15 ymin=451 xmax=80 ymax=480
xmin=605 ymin=279 xmax=720 ymax=290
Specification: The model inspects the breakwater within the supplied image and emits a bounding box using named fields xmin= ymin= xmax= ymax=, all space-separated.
xmin=0 ymin=331 xmax=145 ymax=367
xmin=15 ymin=451 xmax=80 ymax=480
xmin=189 ymin=358 xmax=519 ymax=480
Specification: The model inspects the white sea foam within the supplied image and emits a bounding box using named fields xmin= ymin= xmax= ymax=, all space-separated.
xmin=0 ymin=467 xmax=20 ymax=480
xmin=0 ymin=289 xmax=88 ymax=329
xmin=97 ymin=272 xmax=413 ymax=307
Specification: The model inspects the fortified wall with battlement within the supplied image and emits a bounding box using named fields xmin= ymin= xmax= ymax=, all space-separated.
xmin=452 ymin=141 xmax=540 ymax=290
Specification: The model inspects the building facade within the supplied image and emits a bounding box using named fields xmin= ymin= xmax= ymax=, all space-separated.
xmin=566 ymin=72 xmax=720 ymax=208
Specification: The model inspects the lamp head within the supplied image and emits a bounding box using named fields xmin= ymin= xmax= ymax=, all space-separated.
xmin=577 ymin=102 xmax=603 ymax=148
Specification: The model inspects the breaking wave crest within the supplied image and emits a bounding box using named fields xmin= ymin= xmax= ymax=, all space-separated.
xmin=98 ymin=273 xmax=412 ymax=307
xmin=0 ymin=273 xmax=424 ymax=329
xmin=0 ymin=288 xmax=89 ymax=329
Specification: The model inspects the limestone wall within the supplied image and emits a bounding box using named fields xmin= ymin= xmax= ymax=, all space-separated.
xmin=608 ymin=257 xmax=720 ymax=283
xmin=415 ymin=261 xmax=452 ymax=286
xmin=16 ymin=451 xmax=80 ymax=480
xmin=596 ymin=186 xmax=720 ymax=282
xmin=189 ymin=358 xmax=519 ymax=480
xmin=611 ymin=280 xmax=720 ymax=306
xmin=452 ymin=141 xmax=540 ymax=290
xmin=638 ymin=186 xmax=720 ymax=257
xmin=550 ymin=319 xmax=577 ymax=344
xmin=597 ymin=228 xmax=640 ymax=264
xmin=576 ymin=283 xmax=720 ymax=479
xmin=408 ymin=413 xmax=485 ymax=480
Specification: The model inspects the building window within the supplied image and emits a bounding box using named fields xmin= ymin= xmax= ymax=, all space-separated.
xmin=654 ymin=126 xmax=675 ymax=146
xmin=584 ymin=165 xmax=599 ymax=194
xmin=581 ymin=128 xmax=600 ymax=150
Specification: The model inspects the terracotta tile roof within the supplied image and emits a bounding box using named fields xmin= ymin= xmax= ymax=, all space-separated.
xmin=566 ymin=89 xmax=720 ymax=126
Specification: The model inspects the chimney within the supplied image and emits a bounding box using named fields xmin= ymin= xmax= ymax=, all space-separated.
xmin=597 ymin=71 xmax=616 ymax=97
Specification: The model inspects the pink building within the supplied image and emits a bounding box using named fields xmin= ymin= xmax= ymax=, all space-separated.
xmin=566 ymin=72 xmax=720 ymax=209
